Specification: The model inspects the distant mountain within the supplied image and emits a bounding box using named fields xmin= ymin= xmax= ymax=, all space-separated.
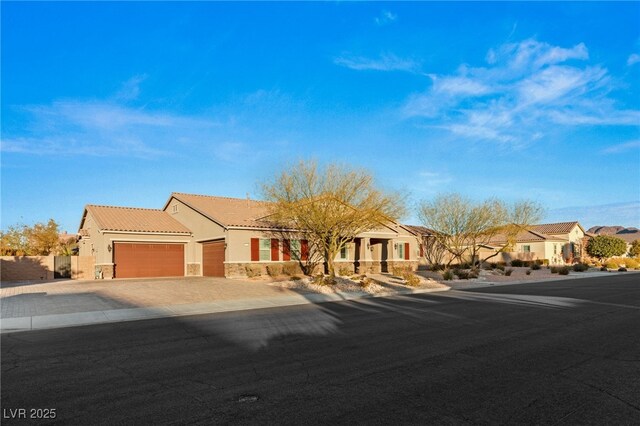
xmin=587 ymin=226 xmax=639 ymax=235
xmin=587 ymin=226 xmax=640 ymax=243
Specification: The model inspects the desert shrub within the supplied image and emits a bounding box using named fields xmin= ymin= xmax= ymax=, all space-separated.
xmin=572 ymin=263 xmax=589 ymax=272
xmin=442 ymin=270 xmax=454 ymax=281
xmin=542 ymin=259 xmax=549 ymax=266
xmin=600 ymin=266 xmax=608 ymax=271
xmin=337 ymin=265 xmax=352 ymax=276
xmin=496 ymin=264 xmax=506 ymax=271
xmin=558 ymin=267 xmax=570 ymax=275
xmin=531 ymin=263 xmax=541 ymax=270
xmin=359 ymin=277 xmax=372 ymax=288
xmin=266 ymin=264 xmax=283 ymax=277
xmin=624 ymin=258 xmax=639 ymax=269
xmin=458 ymin=262 xmax=471 ymax=269
xmin=550 ymin=266 xmax=559 ymax=273
xmin=403 ymin=273 xmax=421 ymax=287
xmin=504 ymin=268 xmax=513 ymax=276
xmin=510 ymin=259 xmax=524 ymax=267
xmin=430 ymin=263 xmax=445 ymax=271
xmin=454 ymin=269 xmax=470 ymax=279
xmin=629 ymin=240 xmax=640 ymax=257
xmin=245 ymin=265 xmax=262 ymax=278
xmin=526 ymin=269 xmax=532 ymax=275
xmin=313 ymin=274 xmax=335 ymax=286
xmin=282 ymin=262 xmax=300 ymax=276
xmin=618 ymin=267 xmax=627 ymax=272
xmin=489 ymin=262 xmax=498 ymax=269
xmin=604 ymin=261 xmax=618 ymax=270
xmin=291 ymin=276 xmax=302 ymax=281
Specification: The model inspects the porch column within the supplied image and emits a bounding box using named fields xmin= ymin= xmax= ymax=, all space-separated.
xmin=362 ymin=237 xmax=372 ymax=260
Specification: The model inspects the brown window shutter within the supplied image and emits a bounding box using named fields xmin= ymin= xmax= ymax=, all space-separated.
xmin=404 ymin=243 xmax=410 ymax=260
xmin=301 ymin=239 xmax=309 ymax=261
xmin=251 ymin=238 xmax=259 ymax=262
xmin=283 ymin=239 xmax=291 ymax=261
xmin=271 ymin=239 xmax=279 ymax=261
xmin=419 ymin=244 xmax=424 ymax=257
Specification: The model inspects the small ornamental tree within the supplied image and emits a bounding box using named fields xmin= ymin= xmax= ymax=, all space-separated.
xmin=629 ymin=239 xmax=640 ymax=258
xmin=586 ymin=235 xmax=627 ymax=260
xmin=262 ymin=160 xmax=405 ymax=278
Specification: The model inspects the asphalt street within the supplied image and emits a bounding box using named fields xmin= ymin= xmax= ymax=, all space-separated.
xmin=2 ymin=274 xmax=639 ymax=425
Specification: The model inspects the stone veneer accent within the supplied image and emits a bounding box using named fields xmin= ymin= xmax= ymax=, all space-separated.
xmin=187 ymin=263 xmax=201 ymax=276
xmin=96 ymin=263 xmax=114 ymax=279
xmin=225 ymin=261 xmax=318 ymax=278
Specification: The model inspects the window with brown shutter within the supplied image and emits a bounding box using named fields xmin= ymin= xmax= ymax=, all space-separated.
xmin=271 ymin=239 xmax=279 ymax=261
xmin=283 ymin=239 xmax=291 ymax=261
xmin=301 ymin=240 xmax=309 ymax=261
xmin=404 ymin=243 xmax=410 ymax=260
xmin=251 ymin=238 xmax=259 ymax=261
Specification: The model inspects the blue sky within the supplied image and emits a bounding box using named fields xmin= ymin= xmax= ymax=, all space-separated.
xmin=2 ymin=2 xmax=639 ymax=233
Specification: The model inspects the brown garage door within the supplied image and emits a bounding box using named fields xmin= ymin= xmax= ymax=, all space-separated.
xmin=202 ymin=241 xmax=225 ymax=277
xmin=113 ymin=243 xmax=184 ymax=278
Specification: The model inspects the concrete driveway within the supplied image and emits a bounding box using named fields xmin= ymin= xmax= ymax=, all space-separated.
xmin=0 ymin=277 xmax=302 ymax=318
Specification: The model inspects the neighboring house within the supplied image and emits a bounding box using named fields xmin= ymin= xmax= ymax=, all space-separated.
xmin=478 ymin=221 xmax=586 ymax=265
xmin=407 ymin=221 xmax=587 ymax=266
xmin=78 ymin=192 xmax=419 ymax=279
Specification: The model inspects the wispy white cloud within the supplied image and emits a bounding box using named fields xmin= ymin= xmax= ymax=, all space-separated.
xmin=374 ymin=10 xmax=397 ymax=26
xmin=334 ymin=53 xmax=421 ymax=73
xmin=115 ymin=74 xmax=147 ymax=101
xmin=602 ymin=140 xmax=640 ymax=154
xmin=2 ymin=97 xmax=220 ymax=158
xmin=1 ymin=79 xmax=305 ymax=162
xmin=627 ymin=53 xmax=640 ymax=66
xmin=403 ymin=38 xmax=639 ymax=145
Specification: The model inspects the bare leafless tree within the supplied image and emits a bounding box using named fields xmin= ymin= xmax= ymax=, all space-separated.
xmin=262 ymin=160 xmax=405 ymax=278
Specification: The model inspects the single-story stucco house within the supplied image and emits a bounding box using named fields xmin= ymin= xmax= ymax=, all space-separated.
xmin=78 ymin=192 xmax=420 ymax=279
xmin=479 ymin=221 xmax=586 ymax=265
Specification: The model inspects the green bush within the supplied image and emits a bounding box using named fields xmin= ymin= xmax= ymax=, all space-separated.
xmin=505 ymin=268 xmax=513 ymax=276
xmin=531 ymin=263 xmax=541 ymax=270
xmin=266 ymin=264 xmax=283 ymax=277
xmin=558 ymin=266 xmax=570 ymax=275
xmin=572 ymin=263 xmax=589 ymax=272
xmin=510 ymin=259 xmax=524 ymax=267
xmin=442 ymin=270 xmax=454 ymax=280
xmin=550 ymin=266 xmax=559 ymax=273
xmin=245 ymin=265 xmax=262 ymax=278
xmin=586 ymin=235 xmax=628 ymax=259
xmin=496 ymin=264 xmax=506 ymax=271
xmin=628 ymin=240 xmax=640 ymax=257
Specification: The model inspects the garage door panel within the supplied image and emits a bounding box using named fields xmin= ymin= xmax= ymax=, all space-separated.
xmin=203 ymin=241 xmax=225 ymax=277
xmin=114 ymin=243 xmax=184 ymax=278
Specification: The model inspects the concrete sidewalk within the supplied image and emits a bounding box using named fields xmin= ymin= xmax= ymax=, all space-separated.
xmin=1 ymin=285 xmax=449 ymax=333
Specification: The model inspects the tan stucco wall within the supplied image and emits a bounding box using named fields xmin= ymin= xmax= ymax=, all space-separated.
xmin=164 ymin=197 xmax=225 ymax=266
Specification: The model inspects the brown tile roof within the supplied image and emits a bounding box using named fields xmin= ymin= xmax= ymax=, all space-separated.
xmin=404 ymin=225 xmax=437 ymax=236
xmin=84 ymin=205 xmax=191 ymax=234
xmin=487 ymin=228 xmax=566 ymax=245
xmin=169 ymin=193 xmax=276 ymax=229
xmin=530 ymin=221 xmax=581 ymax=235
